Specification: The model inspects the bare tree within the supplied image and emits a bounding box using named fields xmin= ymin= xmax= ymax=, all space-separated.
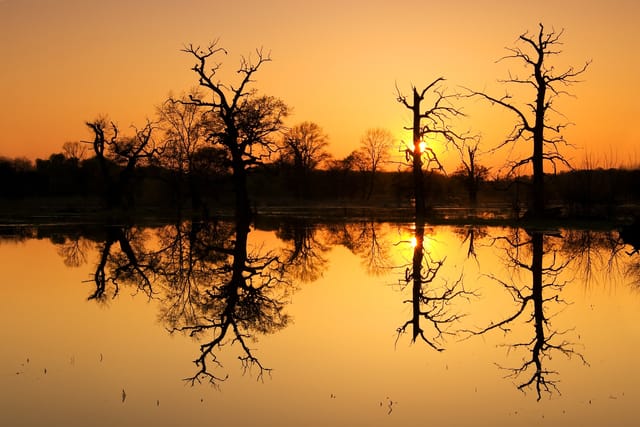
xmin=468 ymin=23 xmax=590 ymax=218
xmin=84 ymin=118 xmax=162 ymax=210
xmin=181 ymin=42 xmax=289 ymax=218
xmin=396 ymin=78 xmax=465 ymax=219
xmin=279 ymin=121 xmax=331 ymax=198
xmin=453 ymin=137 xmax=490 ymax=206
xmin=358 ymin=128 xmax=394 ymax=200
xmin=157 ymin=89 xmax=210 ymax=212
xmin=62 ymin=141 xmax=87 ymax=161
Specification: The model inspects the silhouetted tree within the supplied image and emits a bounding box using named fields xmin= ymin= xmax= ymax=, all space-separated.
xmin=279 ymin=121 xmax=331 ymax=198
xmin=157 ymin=89 xmax=210 ymax=212
xmin=468 ymin=23 xmax=589 ymax=218
xmin=397 ymin=78 xmax=465 ymax=219
xmin=358 ymin=128 xmax=394 ymax=199
xmin=181 ymin=42 xmax=289 ymax=219
xmin=62 ymin=141 xmax=87 ymax=162
xmin=85 ymin=118 xmax=162 ymax=210
xmin=453 ymin=138 xmax=490 ymax=205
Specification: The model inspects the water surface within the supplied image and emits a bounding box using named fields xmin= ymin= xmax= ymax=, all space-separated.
xmin=1 ymin=220 xmax=638 ymax=426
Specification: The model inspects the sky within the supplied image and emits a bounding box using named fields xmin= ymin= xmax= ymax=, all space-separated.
xmin=1 ymin=0 xmax=639 ymax=171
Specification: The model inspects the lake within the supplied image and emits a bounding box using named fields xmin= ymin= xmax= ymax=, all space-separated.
xmin=1 ymin=218 xmax=639 ymax=426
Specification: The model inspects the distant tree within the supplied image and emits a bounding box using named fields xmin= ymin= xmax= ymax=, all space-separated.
xmin=62 ymin=141 xmax=87 ymax=162
xmin=397 ymin=78 xmax=465 ymax=218
xmin=157 ymin=89 xmax=209 ymax=211
xmin=324 ymin=151 xmax=366 ymax=199
xmin=358 ymin=128 xmax=394 ymax=199
xmin=279 ymin=121 xmax=331 ymax=198
xmin=180 ymin=42 xmax=289 ymax=219
xmin=468 ymin=23 xmax=590 ymax=218
xmin=453 ymin=138 xmax=490 ymax=205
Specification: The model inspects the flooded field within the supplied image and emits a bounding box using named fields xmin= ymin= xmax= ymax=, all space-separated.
xmin=1 ymin=219 xmax=639 ymax=426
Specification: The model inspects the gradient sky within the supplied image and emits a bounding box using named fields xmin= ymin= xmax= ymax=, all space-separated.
xmin=1 ymin=0 xmax=638 ymax=171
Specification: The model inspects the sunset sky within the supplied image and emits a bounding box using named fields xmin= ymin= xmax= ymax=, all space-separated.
xmin=1 ymin=0 xmax=639 ymax=171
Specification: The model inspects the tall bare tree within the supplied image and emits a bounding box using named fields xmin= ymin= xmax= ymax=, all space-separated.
xmin=181 ymin=42 xmax=289 ymax=219
xmin=468 ymin=23 xmax=590 ymax=218
xmin=397 ymin=78 xmax=465 ymax=219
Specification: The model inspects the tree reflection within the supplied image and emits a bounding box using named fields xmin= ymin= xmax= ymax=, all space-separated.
xmin=276 ymin=218 xmax=329 ymax=283
xmin=325 ymin=221 xmax=391 ymax=276
xmin=89 ymin=225 xmax=158 ymax=300
xmin=619 ymin=222 xmax=640 ymax=286
xmin=395 ymin=219 xmax=470 ymax=350
xmin=70 ymin=209 xmax=294 ymax=386
xmin=561 ymin=229 xmax=625 ymax=286
xmin=469 ymin=229 xmax=587 ymax=400
xmin=172 ymin=211 xmax=292 ymax=385
xmin=454 ymin=226 xmax=488 ymax=261
xmin=154 ymin=219 xmax=233 ymax=327
xmin=56 ymin=234 xmax=91 ymax=267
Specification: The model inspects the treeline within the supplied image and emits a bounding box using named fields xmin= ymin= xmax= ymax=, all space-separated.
xmin=1 ymin=152 xmax=639 ymax=218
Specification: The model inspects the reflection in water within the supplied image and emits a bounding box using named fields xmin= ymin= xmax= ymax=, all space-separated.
xmin=619 ymin=222 xmax=640 ymax=286
xmin=469 ymin=229 xmax=588 ymax=400
xmin=324 ymin=221 xmax=391 ymax=275
xmin=71 ymin=213 xmax=296 ymax=386
xmin=160 ymin=212 xmax=293 ymax=385
xmin=276 ymin=217 xmax=329 ymax=283
xmin=88 ymin=225 xmax=157 ymax=300
xmin=395 ymin=218 xmax=471 ymax=351
xmin=455 ymin=226 xmax=489 ymax=260
xmin=40 ymin=219 xmax=640 ymax=402
xmin=174 ymin=214 xmax=290 ymax=384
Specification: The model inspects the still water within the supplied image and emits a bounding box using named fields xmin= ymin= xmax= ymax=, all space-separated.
xmin=1 ymin=219 xmax=639 ymax=426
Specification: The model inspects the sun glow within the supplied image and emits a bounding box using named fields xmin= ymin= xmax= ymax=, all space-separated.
xmin=418 ymin=140 xmax=427 ymax=153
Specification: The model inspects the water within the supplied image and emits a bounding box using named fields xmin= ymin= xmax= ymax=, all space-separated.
xmin=1 ymin=220 xmax=639 ymax=426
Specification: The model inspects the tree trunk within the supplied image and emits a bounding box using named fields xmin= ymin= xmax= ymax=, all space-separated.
xmin=412 ymin=89 xmax=426 ymax=220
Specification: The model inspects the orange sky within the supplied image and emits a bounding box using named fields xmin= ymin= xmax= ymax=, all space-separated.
xmin=1 ymin=0 xmax=639 ymax=171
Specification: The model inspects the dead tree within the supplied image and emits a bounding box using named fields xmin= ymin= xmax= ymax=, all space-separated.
xmin=468 ymin=23 xmax=590 ymax=218
xmin=397 ymin=78 xmax=465 ymax=219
